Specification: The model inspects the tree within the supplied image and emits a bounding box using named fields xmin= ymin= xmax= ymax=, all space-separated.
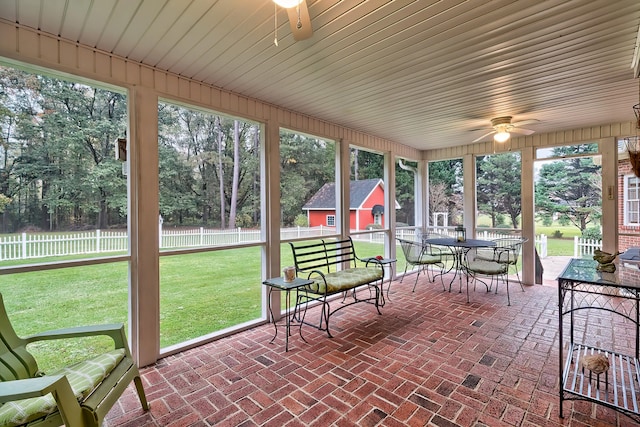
xmin=428 ymin=159 xmax=463 ymax=225
xmin=535 ymin=155 xmax=601 ymax=233
xmin=280 ymin=132 xmax=335 ymax=226
xmin=3 ymin=70 xmax=127 ymax=231
xmin=395 ymin=160 xmax=416 ymax=226
xmin=158 ymin=104 xmax=261 ymax=229
xmin=476 ymin=153 xmax=521 ymax=228
xmin=351 ymin=149 xmax=383 ymax=181
xmin=228 ymin=120 xmax=241 ymax=229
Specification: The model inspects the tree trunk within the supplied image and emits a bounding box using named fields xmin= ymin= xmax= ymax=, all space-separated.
xmin=216 ymin=117 xmax=226 ymax=229
xmin=228 ymin=120 xmax=240 ymax=229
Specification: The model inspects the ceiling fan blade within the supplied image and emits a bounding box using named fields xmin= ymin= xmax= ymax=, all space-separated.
xmin=472 ymin=130 xmax=496 ymax=143
xmin=286 ymin=1 xmax=313 ymax=41
xmin=510 ymin=128 xmax=535 ymax=135
xmin=511 ymin=119 xmax=540 ymax=127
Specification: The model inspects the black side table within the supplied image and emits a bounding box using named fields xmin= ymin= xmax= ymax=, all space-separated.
xmin=263 ymin=276 xmax=313 ymax=351
xmin=362 ymin=257 xmax=397 ymax=304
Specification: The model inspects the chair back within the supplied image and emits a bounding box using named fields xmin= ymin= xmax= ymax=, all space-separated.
xmin=0 ymin=293 xmax=40 ymax=380
xmin=493 ymin=237 xmax=527 ymax=264
xmin=397 ymin=239 xmax=424 ymax=263
xmin=421 ymin=232 xmax=448 ymax=242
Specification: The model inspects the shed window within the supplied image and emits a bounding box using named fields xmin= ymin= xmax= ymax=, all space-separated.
xmin=327 ymin=215 xmax=335 ymax=226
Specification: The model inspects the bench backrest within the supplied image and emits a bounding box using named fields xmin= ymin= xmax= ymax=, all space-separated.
xmin=289 ymin=237 xmax=358 ymax=274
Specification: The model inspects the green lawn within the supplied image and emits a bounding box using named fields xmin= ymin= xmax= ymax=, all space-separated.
xmin=0 ymin=234 xmax=577 ymax=371
xmin=534 ymin=225 xmax=582 ymax=239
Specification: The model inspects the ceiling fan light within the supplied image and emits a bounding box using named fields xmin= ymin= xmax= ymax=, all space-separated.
xmin=273 ymin=0 xmax=303 ymax=7
xmin=494 ymin=131 xmax=510 ymax=143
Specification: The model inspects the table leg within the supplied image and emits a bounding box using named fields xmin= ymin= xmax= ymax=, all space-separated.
xmin=284 ymin=288 xmax=291 ymax=351
xmin=268 ymin=286 xmax=307 ymax=351
xmin=446 ymin=247 xmax=464 ymax=293
xmin=267 ymin=287 xmax=279 ymax=345
xmin=386 ymin=263 xmax=394 ymax=301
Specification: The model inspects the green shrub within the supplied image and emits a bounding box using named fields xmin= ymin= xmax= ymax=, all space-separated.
xmin=540 ymin=214 xmax=553 ymax=227
xmin=582 ymin=227 xmax=602 ymax=241
xmin=235 ymin=213 xmax=254 ymax=228
xmin=553 ymin=230 xmax=563 ymax=238
xmin=294 ymin=214 xmax=308 ymax=227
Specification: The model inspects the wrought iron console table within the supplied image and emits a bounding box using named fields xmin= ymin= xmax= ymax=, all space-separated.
xmin=558 ymin=258 xmax=640 ymax=422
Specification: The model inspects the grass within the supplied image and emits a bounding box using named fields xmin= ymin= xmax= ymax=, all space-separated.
xmin=0 ymin=234 xmax=576 ymax=371
xmin=0 ymin=240 xmax=389 ymax=371
xmin=534 ymin=225 xmax=582 ymax=239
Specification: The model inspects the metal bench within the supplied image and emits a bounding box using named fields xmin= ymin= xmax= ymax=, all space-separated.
xmin=289 ymin=237 xmax=384 ymax=337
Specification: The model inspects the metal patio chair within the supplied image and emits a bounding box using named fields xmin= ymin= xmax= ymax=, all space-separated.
xmin=464 ymin=238 xmax=527 ymax=305
xmin=397 ymin=238 xmax=445 ymax=291
xmin=475 ymin=237 xmax=528 ymax=287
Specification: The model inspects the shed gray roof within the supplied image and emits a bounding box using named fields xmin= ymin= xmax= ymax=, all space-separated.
xmin=303 ymin=179 xmax=382 ymax=210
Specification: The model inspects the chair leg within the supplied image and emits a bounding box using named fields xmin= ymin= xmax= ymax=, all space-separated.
xmin=465 ymin=271 xmax=470 ymax=303
xmin=516 ymin=268 xmax=524 ymax=291
xmin=506 ymin=274 xmax=511 ymax=306
xmin=436 ymin=262 xmax=446 ymax=291
xmin=412 ymin=264 xmax=422 ymax=292
xmin=400 ymin=264 xmax=409 ymax=283
xmin=134 ymin=375 xmax=150 ymax=410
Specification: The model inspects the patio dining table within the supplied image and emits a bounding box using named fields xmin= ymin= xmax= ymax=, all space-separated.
xmin=422 ymin=237 xmax=496 ymax=292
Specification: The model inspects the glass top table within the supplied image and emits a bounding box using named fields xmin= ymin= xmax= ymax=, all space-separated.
xmin=557 ymin=257 xmax=640 ymax=289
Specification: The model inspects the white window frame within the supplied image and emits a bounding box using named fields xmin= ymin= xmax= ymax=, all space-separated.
xmin=326 ymin=215 xmax=335 ymax=226
xmin=624 ymin=174 xmax=640 ymax=226
xmin=373 ymin=213 xmax=382 ymax=225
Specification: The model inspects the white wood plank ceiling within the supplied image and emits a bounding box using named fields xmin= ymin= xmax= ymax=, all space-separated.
xmin=1 ymin=0 xmax=639 ymax=150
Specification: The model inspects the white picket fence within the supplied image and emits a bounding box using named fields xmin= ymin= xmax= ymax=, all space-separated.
xmin=0 ymin=227 xmax=599 ymax=261
xmin=0 ymin=226 xmax=340 ymax=261
xmin=0 ymin=230 xmax=129 ymax=261
xmin=574 ymin=236 xmax=602 ymax=257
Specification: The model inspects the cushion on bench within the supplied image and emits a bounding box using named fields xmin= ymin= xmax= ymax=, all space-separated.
xmin=0 ymin=348 xmax=125 ymax=427
xmin=306 ymin=267 xmax=383 ymax=294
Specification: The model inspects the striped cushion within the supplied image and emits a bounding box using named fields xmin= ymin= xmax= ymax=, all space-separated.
xmin=306 ymin=267 xmax=383 ymax=294
xmin=0 ymin=349 xmax=125 ymax=427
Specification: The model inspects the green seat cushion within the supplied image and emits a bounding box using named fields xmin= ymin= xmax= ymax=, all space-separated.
xmin=416 ymin=254 xmax=441 ymax=265
xmin=0 ymin=348 xmax=125 ymax=427
xmin=467 ymin=260 xmax=508 ymax=275
xmin=306 ymin=267 xmax=383 ymax=294
xmin=475 ymin=248 xmax=496 ymax=262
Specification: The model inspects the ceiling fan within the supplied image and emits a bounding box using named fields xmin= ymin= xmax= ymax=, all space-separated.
xmin=273 ymin=0 xmax=313 ymax=42
xmin=472 ymin=116 xmax=540 ymax=143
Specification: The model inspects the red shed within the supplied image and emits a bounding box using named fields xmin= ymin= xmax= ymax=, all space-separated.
xmin=302 ymin=179 xmax=399 ymax=231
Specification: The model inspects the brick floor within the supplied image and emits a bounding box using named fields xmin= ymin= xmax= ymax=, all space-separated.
xmin=105 ymin=271 xmax=639 ymax=427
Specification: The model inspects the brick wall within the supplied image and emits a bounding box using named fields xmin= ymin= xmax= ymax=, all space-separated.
xmin=618 ymin=159 xmax=640 ymax=251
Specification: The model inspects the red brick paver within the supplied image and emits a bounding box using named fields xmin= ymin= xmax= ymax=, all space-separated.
xmin=106 ymin=272 xmax=635 ymax=426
